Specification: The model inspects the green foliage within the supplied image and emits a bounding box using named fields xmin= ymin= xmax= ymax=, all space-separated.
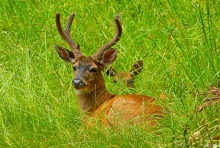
xmin=0 ymin=0 xmax=219 ymax=147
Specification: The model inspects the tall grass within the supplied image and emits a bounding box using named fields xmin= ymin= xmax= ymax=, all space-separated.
xmin=0 ymin=0 xmax=219 ymax=147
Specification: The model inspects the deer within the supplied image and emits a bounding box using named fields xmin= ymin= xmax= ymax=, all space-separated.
xmin=106 ymin=60 xmax=143 ymax=88
xmin=54 ymin=12 xmax=164 ymax=127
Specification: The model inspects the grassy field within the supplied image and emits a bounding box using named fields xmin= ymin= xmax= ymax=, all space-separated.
xmin=0 ymin=0 xmax=219 ymax=147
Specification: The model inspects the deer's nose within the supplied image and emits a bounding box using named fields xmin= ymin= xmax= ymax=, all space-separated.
xmin=72 ymin=78 xmax=85 ymax=89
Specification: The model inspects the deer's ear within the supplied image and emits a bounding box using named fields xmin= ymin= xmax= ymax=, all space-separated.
xmin=99 ymin=48 xmax=117 ymax=66
xmin=130 ymin=60 xmax=143 ymax=76
xmin=54 ymin=45 xmax=75 ymax=63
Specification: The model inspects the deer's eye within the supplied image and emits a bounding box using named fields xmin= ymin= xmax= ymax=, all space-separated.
xmin=90 ymin=67 xmax=98 ymax=73
xmin=127 ymin=79 xmax=134 ymax=84
xmin=73 ymin=66 xmax=77 ymax=71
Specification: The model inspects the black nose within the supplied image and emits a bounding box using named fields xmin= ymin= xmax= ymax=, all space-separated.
xmin=72 ymin=78 xmax=85 ymax=89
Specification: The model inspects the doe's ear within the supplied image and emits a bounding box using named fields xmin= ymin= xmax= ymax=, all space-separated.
xmin=99 ymin=48 xmax=117 ymax=66
xmin=54 ymin=45 xmax=75 ymax=63
xmin=130 ymin=60 xmax=143 ymax=76
xmin=106 ymin=66 xmax=117 ymax=77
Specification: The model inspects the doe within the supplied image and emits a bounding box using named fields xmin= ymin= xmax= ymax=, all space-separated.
xmin=106 ymin=60 xmax=143 ymax=88
xmin=54 ymin=12 xmax=164 ymax=127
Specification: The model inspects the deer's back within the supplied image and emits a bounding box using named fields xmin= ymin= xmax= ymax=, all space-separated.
xmin=91 ymin=94 xmax=164 ymax=127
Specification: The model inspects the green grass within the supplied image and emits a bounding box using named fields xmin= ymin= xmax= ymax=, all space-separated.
xmin=0 ymin=0 xmax=219 ymax=147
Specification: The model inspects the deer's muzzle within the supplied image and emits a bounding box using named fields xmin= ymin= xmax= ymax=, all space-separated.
xmin=72 ymin=78 xmax=85 ymax=89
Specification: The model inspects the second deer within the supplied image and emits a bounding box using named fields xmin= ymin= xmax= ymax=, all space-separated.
xmin=54 ymin=12 xmax=164 ymax=127
xmin=106 ymin=60 xmax=143 ymax=88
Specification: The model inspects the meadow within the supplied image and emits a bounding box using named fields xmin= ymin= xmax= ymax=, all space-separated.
xmin=0 ymin=0 xmax=219 ymax=147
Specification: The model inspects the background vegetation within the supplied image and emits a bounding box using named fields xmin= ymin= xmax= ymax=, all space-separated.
xmin=0 ymin=0 xmax=219 ymax=147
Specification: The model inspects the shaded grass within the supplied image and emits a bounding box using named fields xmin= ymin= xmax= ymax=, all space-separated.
xmin=0 ymin=0 xmax=219 ymax=147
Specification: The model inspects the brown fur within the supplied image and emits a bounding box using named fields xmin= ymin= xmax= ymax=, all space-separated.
xmin=91 ymin=95 xmax=164 ymax=127
xmin=64 ymin=56 xmax=164 ymax=127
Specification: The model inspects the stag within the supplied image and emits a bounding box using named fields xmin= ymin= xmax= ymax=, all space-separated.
xmin=54 ymin=12 xmax=164 ymax=127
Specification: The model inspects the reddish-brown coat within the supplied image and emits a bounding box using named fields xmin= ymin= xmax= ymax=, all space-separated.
xmin=91 ymin=94 xmax=164 ymax=127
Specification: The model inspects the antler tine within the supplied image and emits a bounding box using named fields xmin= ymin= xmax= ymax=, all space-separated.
xmin=93 ymin=15 xmax=122 ymax=59
xmin=56 ymin=12 xmax=81 ymax=57
xmin=65 ymin=13 xmax=74 ymax=34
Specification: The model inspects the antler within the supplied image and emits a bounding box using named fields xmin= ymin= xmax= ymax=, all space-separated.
xmin=92 ymin=15 xmax=122 ymax=59
xmin=56 ymin=12 xmax=82 ymax=58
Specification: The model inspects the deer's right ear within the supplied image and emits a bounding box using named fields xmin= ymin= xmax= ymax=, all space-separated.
xmin=54 ymin=45 xmax=75 ymax=63
xmin=99 ymin=48 xmax=117 ymax=66
xmin=130 ymin=60 xmax=143 ymax=76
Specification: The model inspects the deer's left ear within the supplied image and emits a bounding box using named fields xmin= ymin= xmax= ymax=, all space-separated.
xmin=99 ymin=48 xmax=117 ymax=66
xmin=54 ymin=45 xmax=75 ymax=63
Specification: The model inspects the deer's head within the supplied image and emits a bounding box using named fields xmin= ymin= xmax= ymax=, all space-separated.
xmin=54 ymin=13 xmax=122 ymax=94
xmin=106 ymin=60 xmax=143 ymax=88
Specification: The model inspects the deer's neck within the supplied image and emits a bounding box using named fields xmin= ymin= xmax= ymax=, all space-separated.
xmin=76 ymin=83 xmax=115 ymax=115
